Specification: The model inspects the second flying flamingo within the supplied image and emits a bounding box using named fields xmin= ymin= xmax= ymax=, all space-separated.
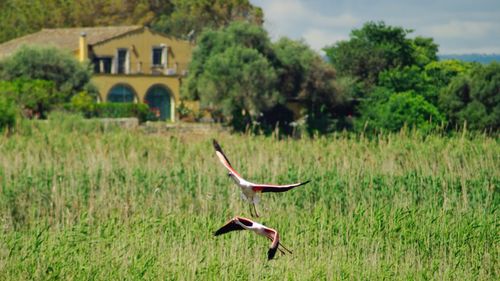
xmin=214 ymin=216 xmax=292 ymax=260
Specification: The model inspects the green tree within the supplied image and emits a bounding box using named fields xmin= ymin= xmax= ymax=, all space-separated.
xmin=324 ymin=21 xmax=438 ymax=91
xmin=323 ymin=21 xmax=443 ymax=132
xmin=411 ymin=36 xmax=439 ymax=67
xmin=152 ymin=0 xmax=263 ymax=40
xmin=184 ymin=22 xmax=342 ymax=133
xmin=324 ymin=22 xmax=414 ymax=87
xmin=184 ymin=22 xmax=277 ymax=130
xmin=0 ymin=45 xmax=93 ymax=97
xmin=439 ymin=62 xmax=500 ymax=131
xmin=273 ymin=38 xmax=342 ymax=132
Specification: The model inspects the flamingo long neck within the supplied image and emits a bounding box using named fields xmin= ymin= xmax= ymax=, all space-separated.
xmin=229 ymin=173 xmax=241 ymax=185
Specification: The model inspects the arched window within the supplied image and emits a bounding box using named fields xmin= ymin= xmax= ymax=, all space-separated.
xmin=107 ymin=84 xmax=135 ymax=103
xmin=145 ymin=85 xmax=172 ymax=120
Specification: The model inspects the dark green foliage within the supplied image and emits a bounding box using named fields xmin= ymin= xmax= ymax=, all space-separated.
xmin=64 ymin=100 xmax=153 ymax=122
xmin=184 ymin=22 xmax=341 ymax=133
xmin=324 ymin=21 xmax=428 ymax=88
xmin=411 ymin=36 xmax=439 ymax=67
xmin=358 ymin=90 xmax=445 ymax=132
xmin=184 ymin=22 xmax=279 ymax=131
xmin=0 ymin=79 xmax=57 ymax=118
xmin=199 ymin=46 xmax=279 ymax=123
xmin=0 ymin=93 xmax=17 ymax=131
xmin=323 ymin=21 xmax=443 ymax=133
xmin=322 ymin=21 xmax=498 ymax=134
xmin=184 ymin=22 xmax=275 ymax=98
xmin=273 ymin=38 xmax=342 ymax=133
xmin=0 ymin=45 xmax=93 ymax=96
xmin=0 ymin=46 xmax=95 ymax=118
xmin=152 ymin=0 xmax=263 ymax=40
xmin=439 ymin=62 xmax=500 ymax=131
xmin=92 ymin=103 xmax=153 ymax=122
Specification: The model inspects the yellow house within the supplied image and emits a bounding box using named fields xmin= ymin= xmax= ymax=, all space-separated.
xmin=0 ymin=26 xmax=193 ymax=121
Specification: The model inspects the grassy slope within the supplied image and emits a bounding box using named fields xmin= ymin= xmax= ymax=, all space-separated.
xmin=0 ymin=120 xmax=498 ymax=280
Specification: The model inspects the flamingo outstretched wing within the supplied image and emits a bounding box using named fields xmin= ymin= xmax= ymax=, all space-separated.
xmin=252 ymin=180 xmax=310 ymax=193
xmin=213 ymin=139 xmax=244 ymax=179
xmin=214 ymin=218 xmax=245 ymax=236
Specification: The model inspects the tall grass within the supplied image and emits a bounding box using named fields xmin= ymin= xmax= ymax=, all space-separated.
xmin=0 ymin=116 xmax=498 ymax=280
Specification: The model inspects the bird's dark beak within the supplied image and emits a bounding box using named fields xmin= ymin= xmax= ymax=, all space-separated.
xmin=227 ymin=172 xmax=232 ymax=177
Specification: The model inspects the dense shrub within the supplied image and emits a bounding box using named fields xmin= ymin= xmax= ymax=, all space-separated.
xmin=70 ymin=92 xmax=96 ymax=118
xmin=0 ymin=94 xmax=17 ymax=131
xmin=64 ymin=101 xmax=156 ymax=123
xmin=93 ymin=103 xmax=154 ymax=122
xmin=0 ymin=79 xmax=57 ymax=118
xmin=358 ymin=90 xmax=445 ymax=133
xmin=0 ymin=45 xmax=93 ymax=97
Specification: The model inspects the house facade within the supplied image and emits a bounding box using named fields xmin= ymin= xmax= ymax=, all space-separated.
xmin=0 ymin=26 xmax=194 ymax=121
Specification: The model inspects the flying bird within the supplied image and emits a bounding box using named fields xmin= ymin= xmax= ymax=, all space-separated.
xmin=214 ymin=216 xmax=292 ymax=260
xmin=213 ymin=139 xmax=310 ymax=217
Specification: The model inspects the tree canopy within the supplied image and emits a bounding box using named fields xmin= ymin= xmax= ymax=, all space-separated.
xmin=152 ymin=0 xmax=263 ymax=40
xmin=324 ymin=21 xmax=438 ymax=90
xmin=439 ymin=62 xmax=500 ymax=131
xmin=0 ymin=45 xmax=93 ymax=95
xmin=184 ymin=22 xmax=341 ymax=133
xmin=0 ymin=0 xmax=262 ymax=43
xmin=0 ymin=45 xmax=94 ymax=118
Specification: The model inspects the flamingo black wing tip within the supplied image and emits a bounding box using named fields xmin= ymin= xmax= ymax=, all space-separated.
xmin=267 ymin=247 xmax=278 ymax=260
xmin=212 ymin=139 xmax=222 ymax=151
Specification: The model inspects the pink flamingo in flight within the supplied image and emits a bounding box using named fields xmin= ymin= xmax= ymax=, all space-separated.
xmin=213 ymin=139 xmax=310 ymax=217
xmin=214 ymin=216 xmax=292 ymax=260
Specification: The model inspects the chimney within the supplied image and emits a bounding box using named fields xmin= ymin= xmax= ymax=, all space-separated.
xmin=79 ymin=32 xmax=88 ymax=62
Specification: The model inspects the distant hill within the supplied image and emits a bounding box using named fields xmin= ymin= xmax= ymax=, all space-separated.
xmin=439 ymin=54 xmax=500 ymax=64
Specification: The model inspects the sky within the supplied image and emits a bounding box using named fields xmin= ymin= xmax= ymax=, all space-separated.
xmin=250 ymin=0 xmax=500 ymax=55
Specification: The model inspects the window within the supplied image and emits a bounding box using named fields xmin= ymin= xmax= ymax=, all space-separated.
xmin=93 ymin=57 xmax=112 ymax=73
xmin=152 ymin=46 xmax=168 ymax=68
xmin=152 ymin=47 xmax=163 ymax=66
xmin=107 ymin=84 xmax=135 ymax=103
xmin=101 ymin=58 xmax=112 ymax=73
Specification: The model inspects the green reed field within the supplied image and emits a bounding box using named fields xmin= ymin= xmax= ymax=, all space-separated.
xmin=0 ymin=117 xmax=498 ymax=280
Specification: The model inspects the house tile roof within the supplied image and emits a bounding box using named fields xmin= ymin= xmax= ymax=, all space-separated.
xmin=0 ymin=26 xmax=142 ymax=59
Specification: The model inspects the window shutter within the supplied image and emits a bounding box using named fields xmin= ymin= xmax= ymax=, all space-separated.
xmin=126 ymin=49 xmax=130 ymax=74
xmin=162 ymin=46 xmax=168 ymax=67
xmin=112 ymin=56 xmax=117 ymax=74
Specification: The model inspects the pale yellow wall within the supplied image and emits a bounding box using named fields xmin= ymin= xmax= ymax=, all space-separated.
xmin=91 ymin=75 xmax=182 ymax=121
xmin=91 ymin=27 xmax=193 ymax=74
